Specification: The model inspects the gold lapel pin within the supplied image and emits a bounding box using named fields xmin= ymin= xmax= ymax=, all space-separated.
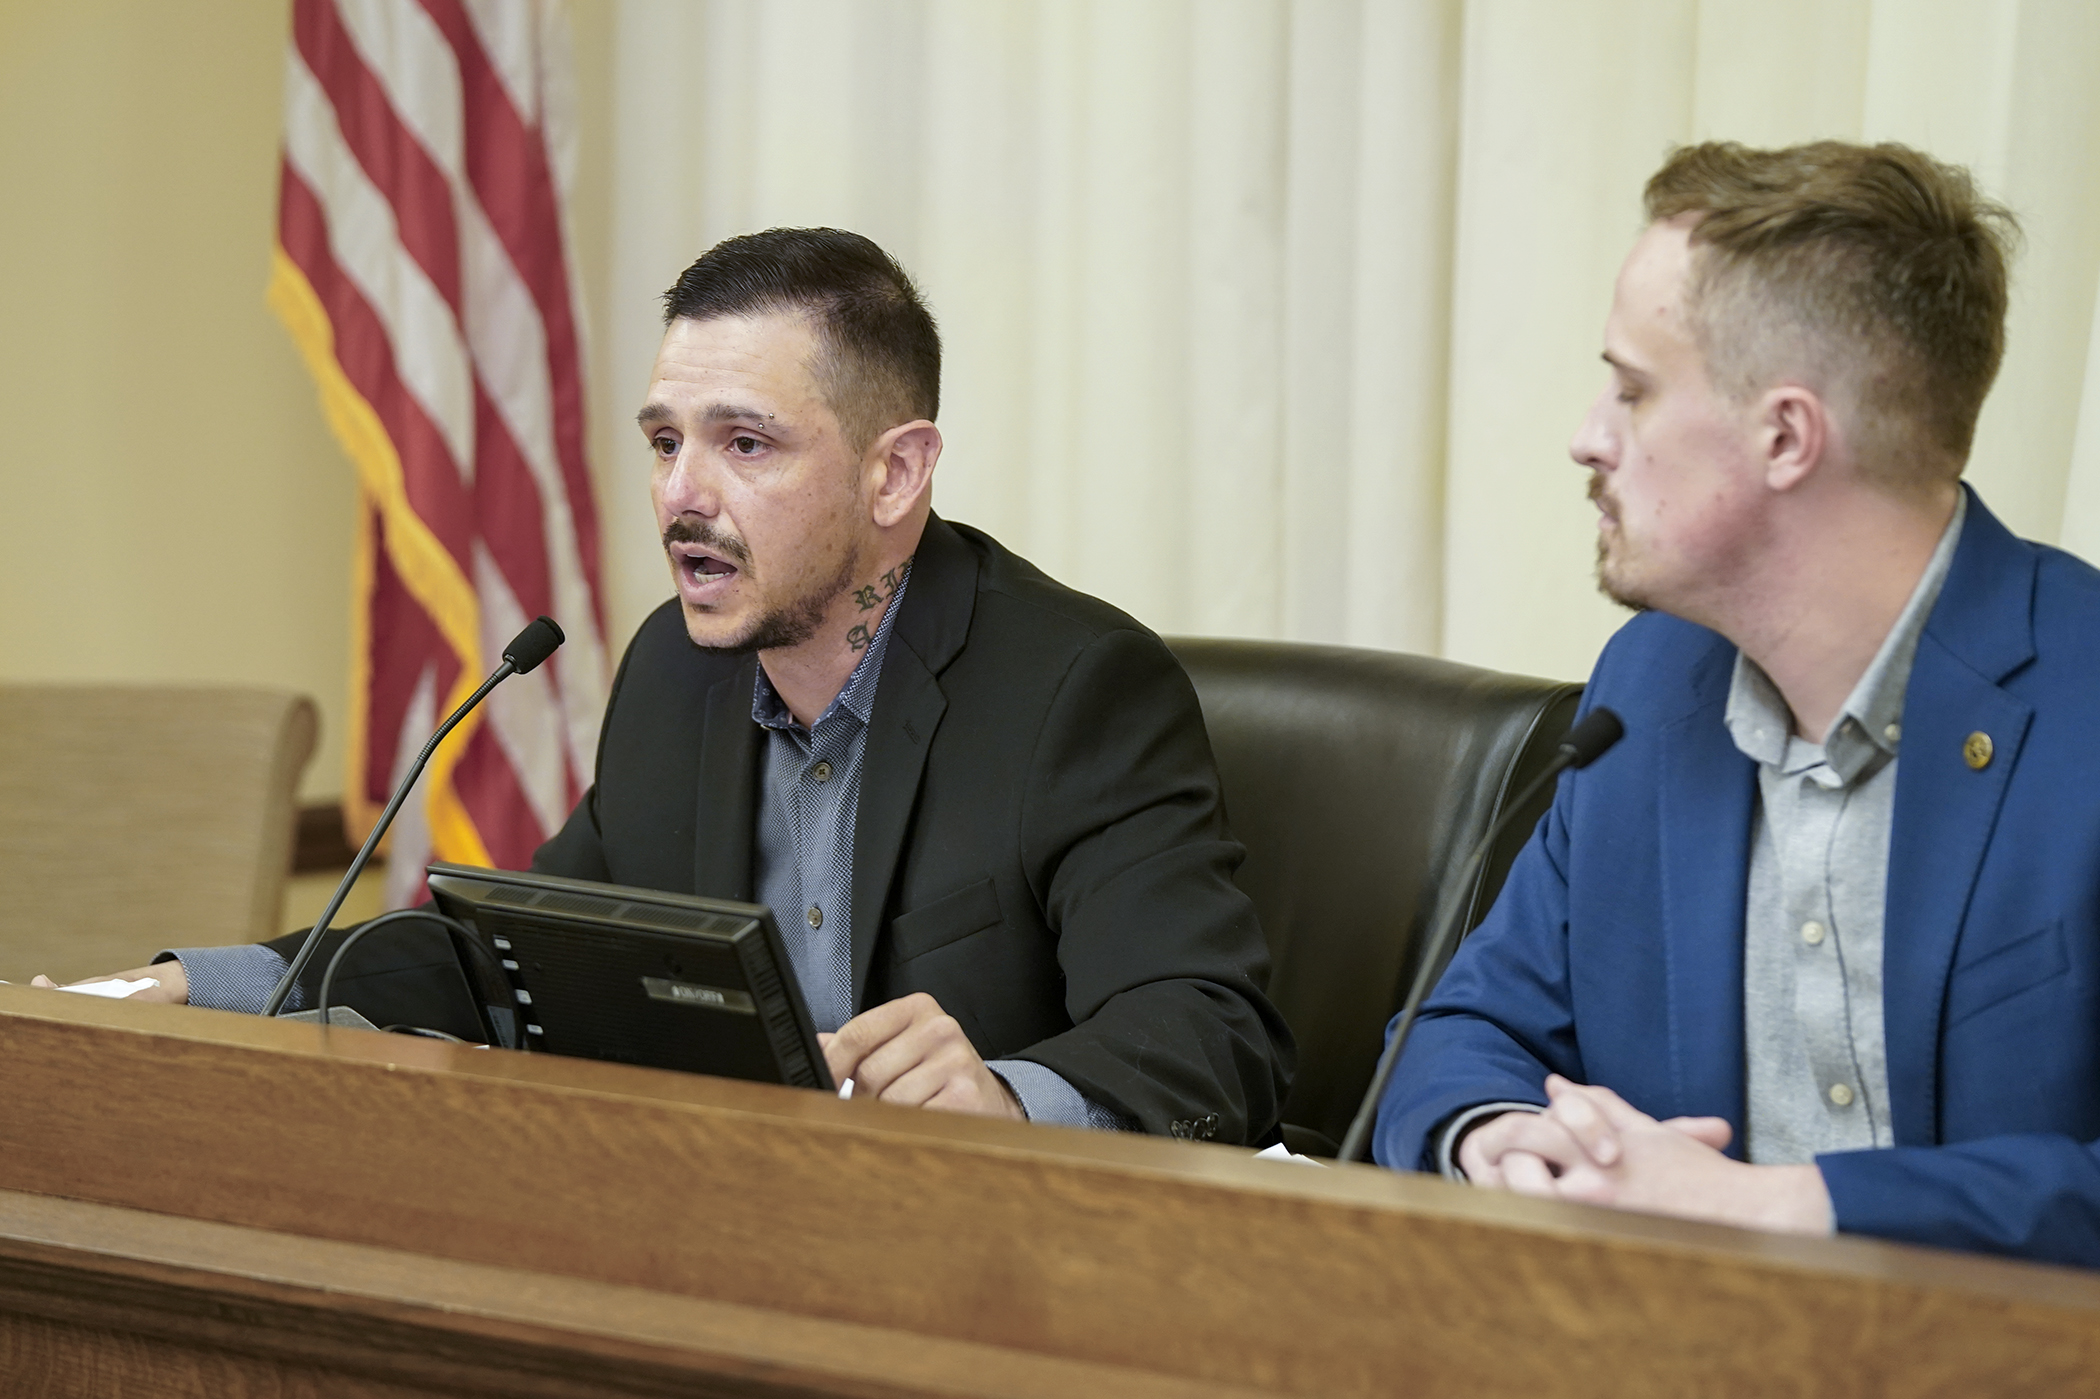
xmin=1964 ymin=731 xmax=1994 ymax=770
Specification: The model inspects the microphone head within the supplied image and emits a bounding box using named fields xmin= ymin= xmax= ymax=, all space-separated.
xmin=1558 ymin=706 xmax=1625 ymax=769
xmin=503 ymin=616 xmax=566 ymax=675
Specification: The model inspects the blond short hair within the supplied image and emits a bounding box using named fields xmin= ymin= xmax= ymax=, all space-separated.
xmin=1645 ymin=141 xmax=2018 ymax=487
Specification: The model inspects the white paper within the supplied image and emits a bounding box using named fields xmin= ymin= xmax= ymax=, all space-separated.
xmin=55 ymin=977 xmax=159 ymax=1000
xmin=1253 ymin=1142 xmax=1327 ymax=1167
xmin=838 ymin=1077 xmax=855 ymax=1100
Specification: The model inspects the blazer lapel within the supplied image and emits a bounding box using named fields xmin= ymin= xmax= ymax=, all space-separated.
xmin=693 ymin=655 xmax=761 ymax=901
xmin=1882 ymin=490 xmax=2037 ymax=1146
xmin=847 ymin=515 xmax=978 ymax=1009
xmin=849 ymin=642 xmax=948 ymax=1008
xmin=1656 ymin=667 xmax=1756 ymax=1151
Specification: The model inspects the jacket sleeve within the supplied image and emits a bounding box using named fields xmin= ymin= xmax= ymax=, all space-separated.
xmin=257 ymin=913 xmax=486 ymax=1038
xmin=1819 ymin=1131 xmax=2100 ymax=1267
xmin=1003 ymin=626 xmax=1295 ymax=1145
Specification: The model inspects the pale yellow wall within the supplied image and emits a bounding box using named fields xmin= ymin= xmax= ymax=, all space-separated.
xmin=0 ymin=0 xmax=622 ymax=807
xmin=0 ymin=0 xmax=351 ymax=800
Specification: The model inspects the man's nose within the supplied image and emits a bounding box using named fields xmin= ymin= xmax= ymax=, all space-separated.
xmin=655 ymin=445 xmax=720 ymax=517
xmin=1568 ymin=386 xmax=1617 ymax=472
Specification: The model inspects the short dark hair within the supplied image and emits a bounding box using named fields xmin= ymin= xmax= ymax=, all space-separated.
xmin=1645 ymin=140 xmax=2018 ymax=484
xmin=661 ymin=228 xmax=941 ymax=454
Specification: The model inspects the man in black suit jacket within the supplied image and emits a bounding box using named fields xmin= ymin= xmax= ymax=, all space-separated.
xmin=64 ymin=229 xmax=1291 ymax=1144
xmin=540 ymin=508 xmax=1288 ymax=1139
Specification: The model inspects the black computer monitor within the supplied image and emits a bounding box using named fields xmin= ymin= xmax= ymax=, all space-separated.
xmin=425 ymin=862 xmax=833 ymax=1091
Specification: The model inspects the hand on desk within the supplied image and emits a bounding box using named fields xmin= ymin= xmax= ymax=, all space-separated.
xmin=820 ymin=992 xmax=1024 ymax=1121
xmin=29 ymin=962 xmax=188 ymax=1003
xmin=1458 ymin=1074 xmax=1834 ymax=1236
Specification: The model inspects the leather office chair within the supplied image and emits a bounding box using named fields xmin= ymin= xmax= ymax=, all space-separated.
xmin=1165 ymin=639 xmax=1581 ymax=1157
xmin=0 ymin=684 xmax=319 ymax=984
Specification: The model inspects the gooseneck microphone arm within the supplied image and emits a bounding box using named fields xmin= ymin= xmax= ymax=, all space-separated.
xmin=1334 ymin=707 xmax=1624 ymax=1164
xmin=261 ymin=616 xmax=566 ymax=1018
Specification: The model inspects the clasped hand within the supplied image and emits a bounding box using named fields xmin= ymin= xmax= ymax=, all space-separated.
xmin=1457 ymin=1074 xmax=1832 ymax=1235
xmin=820 ymin=991 xmax=1023 ymax=1120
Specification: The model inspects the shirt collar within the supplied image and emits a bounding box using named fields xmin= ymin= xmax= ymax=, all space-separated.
xmin=1724 ymin=490 xmax=1966 ymax=786
xmin=751 ymin=565 xmax=913 ymax=734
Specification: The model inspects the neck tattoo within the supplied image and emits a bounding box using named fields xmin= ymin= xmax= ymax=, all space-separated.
xmin=845 ymin=558 xmax=913 ymax=652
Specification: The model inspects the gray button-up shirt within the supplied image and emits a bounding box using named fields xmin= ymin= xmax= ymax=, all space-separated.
xmin=751 ymin=569 xmax=912 ymax=1034
xmin=1728 ymin=492 xmax=1965 ymax=1163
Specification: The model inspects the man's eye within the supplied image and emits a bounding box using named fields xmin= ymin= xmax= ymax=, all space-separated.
xmin=728 ymin=435 xmax=763 ymax=455
xmin=651 ymin=434 xmax=678 ymax=456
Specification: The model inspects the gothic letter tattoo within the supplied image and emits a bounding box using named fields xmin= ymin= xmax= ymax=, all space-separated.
xmin=844 ymin=557 xmax=911 ymax=651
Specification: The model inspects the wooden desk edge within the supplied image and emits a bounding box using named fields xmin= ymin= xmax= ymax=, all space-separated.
xmin=0 ymin=1189 xmax=1269 ymax=1399
xmin=6 ymin=985 xmax=2094 ymax=1314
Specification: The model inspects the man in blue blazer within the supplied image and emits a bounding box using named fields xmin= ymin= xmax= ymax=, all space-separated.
xmin=1377 ymin=140 xmax=2100 ymax=1267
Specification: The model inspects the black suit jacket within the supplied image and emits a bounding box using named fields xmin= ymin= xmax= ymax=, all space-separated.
xmin=275 ymin=516 xmax=1292 ymax=1143
xmin=530 ymin=515 xmax=1292 ymax=1142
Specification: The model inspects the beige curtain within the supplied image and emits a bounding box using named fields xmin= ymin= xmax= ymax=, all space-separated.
xmin=588 ymin=0 xmax=2100 ymax=687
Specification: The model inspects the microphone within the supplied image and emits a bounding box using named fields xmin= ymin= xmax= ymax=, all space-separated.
xmin=260 ymin=616 xmax=566 ymax=1017
xmin=1335 ymin=706 xmax=1624 ymax=1163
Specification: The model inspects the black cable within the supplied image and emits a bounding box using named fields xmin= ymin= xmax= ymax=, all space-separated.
xmin=312 ymin=908 xmax=512 ymax=1043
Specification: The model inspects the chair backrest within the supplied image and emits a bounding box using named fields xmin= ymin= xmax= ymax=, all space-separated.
xmin=1165 ymin=639 xmax=1580 ymax=1155
xmin=0 ymin=684 xmax=318 ymax=982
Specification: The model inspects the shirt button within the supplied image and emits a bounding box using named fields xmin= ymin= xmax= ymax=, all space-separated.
xmin=1800 ymin=920 xmax=1826 ymax=946
xmin=812 ymin=760 xmax=833 ymax=782
xmin=1884 ymin=722 xmax=1901 ymax=744
xmin=1828 ymin=1083 xmax=1855 ymax=1107
xmin=807 ymin=905 xmax=823 ymax=930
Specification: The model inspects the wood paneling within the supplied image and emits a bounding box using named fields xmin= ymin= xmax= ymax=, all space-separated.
xmin=3 ymin=984 xmax=2098 ymax=1396
xmin=0 ymin=1192 xmax=1246 ymax=1398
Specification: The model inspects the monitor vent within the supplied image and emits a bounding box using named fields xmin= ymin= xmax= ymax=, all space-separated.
xmin=479 ymin=882 xmax=747 ymax=938
xmin=629 ymin=902 xmax=747 ymax=937
xmin=528 ymin=889 xmax=616 ymax=919
xmin=745 ymin=944 xmax=820 ymax=1088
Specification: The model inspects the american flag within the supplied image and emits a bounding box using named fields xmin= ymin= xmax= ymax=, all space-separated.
xmin=268 ymin=0 xmax=608 ymax=908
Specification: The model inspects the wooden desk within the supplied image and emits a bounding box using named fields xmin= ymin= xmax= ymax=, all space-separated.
xmin=2 ymin=984 xmax=2096 ymax=1397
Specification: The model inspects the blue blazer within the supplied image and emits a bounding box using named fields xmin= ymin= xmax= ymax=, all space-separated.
xmin=1376 ymin=490 xmax=2100 ymax=1266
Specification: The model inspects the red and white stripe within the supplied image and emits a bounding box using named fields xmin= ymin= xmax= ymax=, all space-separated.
xmin=277 ymin=0 xmax=607 ymax=905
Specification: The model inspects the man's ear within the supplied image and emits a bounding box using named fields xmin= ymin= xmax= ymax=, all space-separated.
xmin=867 ymin=420 xmax=941 ymax=529
xmin=1760 ymin=386 xmax=1827 ymax=493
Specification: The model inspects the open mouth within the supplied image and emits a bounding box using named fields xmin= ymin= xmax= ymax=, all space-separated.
xmin=662 ymin=519 xmax=750 ymax=604
xmin=681 ymin=550 xmax=737 ymax=581
xmin=669 ymin=542 xmax=743 ymax=600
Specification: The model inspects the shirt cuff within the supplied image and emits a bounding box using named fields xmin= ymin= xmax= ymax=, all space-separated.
xmin=158 ymin=945 xmax=300 ymax=1015
xmin=986 ymin=1058 xmax=1135 ymax=1131
xmin=1435 ymin=1101 xmax=1543 ymax=1180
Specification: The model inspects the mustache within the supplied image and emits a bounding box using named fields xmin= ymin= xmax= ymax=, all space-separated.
xmin=1587 ymin=473 xmax=1615 ymax=516
xmin=661 ymin=518 xmax=751 ymax=567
